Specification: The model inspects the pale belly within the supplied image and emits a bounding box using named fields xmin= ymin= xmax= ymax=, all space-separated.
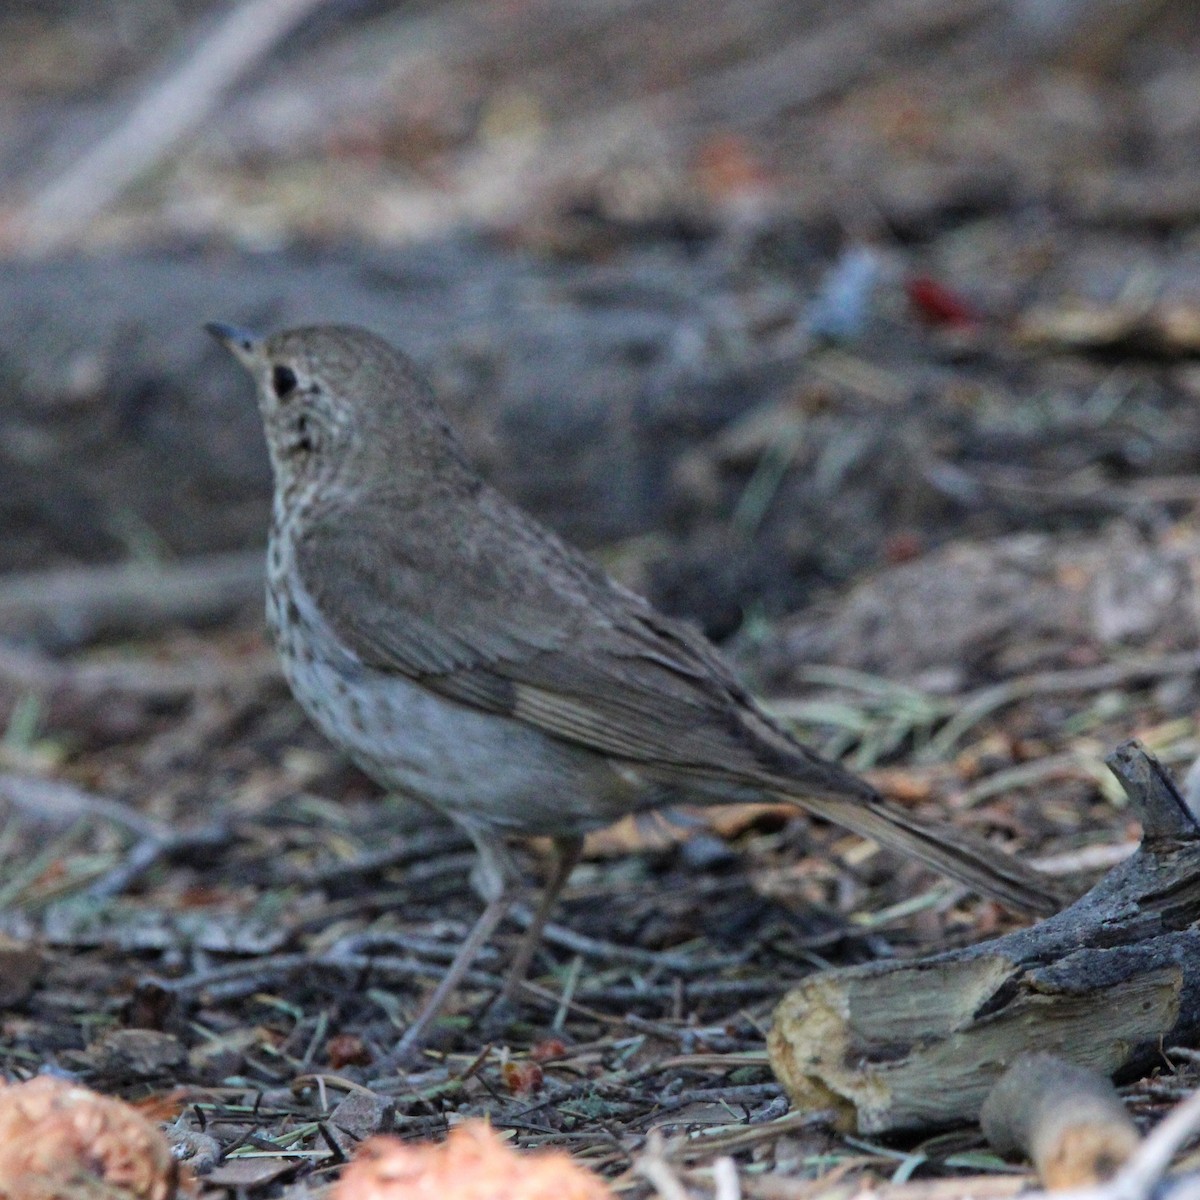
xmin=266 ymin=551 xmax=641 ymax=838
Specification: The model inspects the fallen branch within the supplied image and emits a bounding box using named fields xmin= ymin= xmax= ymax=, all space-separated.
xmin=981 ymin=1053 xmax=1140 ymax=1188
xmin=768 ymin=741 xmax=1200 ymax=1133
xmin=0 ymin=773 xmax=234 ymax=901
xmin=0 ymin=641 xmax=278 ymax=705
xmin=0 ymin=551 xmax=264 ymax=649
xmin=736 ymin=1086 xmax=1200 ymax=1200
xmin=14 ymin=0 xmax=329 ymax=251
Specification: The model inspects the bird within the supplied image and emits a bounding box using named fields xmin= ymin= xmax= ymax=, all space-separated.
xmin=206 ymin=321 xmax=1063 ymax=1062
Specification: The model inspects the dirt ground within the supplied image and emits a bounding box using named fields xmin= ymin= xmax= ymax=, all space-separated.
xmin=3 ymin=1 xmax=1200 ymax=1197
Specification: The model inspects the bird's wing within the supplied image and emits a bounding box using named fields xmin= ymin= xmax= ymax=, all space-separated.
xmin=293 ymin=486 xmax=796 ymax=781
xmin=295 ymin=488 xmax=1066 ymax=917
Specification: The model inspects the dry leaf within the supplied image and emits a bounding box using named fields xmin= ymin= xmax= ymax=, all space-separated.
xmin=334 ymin=1121 xmax=613 ymax=1200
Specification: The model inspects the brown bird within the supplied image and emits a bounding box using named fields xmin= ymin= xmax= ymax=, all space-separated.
xmin=207 ymin=321 xmax=1062 ymax=1062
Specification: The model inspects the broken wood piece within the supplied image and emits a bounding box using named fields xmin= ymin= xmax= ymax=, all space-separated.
xmin=1014 ymin=300 xmax=1200 ymax=358
xmin=767 ymin=938 xmax=1189 ymax=1134
xmin=767 ymin=740 xmax=1200 ymax=1133
xmin=980 ymin=1052 xmax=1140 ymax=1188
xmin=1107 ymin=738 xmax=1200 ymax=840
xmin=0 ymin=551 xmax=264 ymax=650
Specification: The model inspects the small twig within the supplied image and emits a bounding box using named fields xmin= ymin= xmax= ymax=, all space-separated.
xmin=1031 ymin=841 xmax=1139 ymax=876
xmin=15 ymin=0 xmax=329 ymax=251
xmin=322 ymin=950 xmax=498 ymax=991
xmin=662 ymin=1084 xmax=784 ymax=1109
xmin=290 ymin=1073 xmax=393 ymax=1100
xmin=921 ymin=651 xmax=1200 ymax=762
xmin=0 ymin=641 xmax=279 ymax=701
xmin=326 ymin=930 xmax=501 ymax=968
xmin=509 ymin=901 xmax=748 ymax=973
xmin=673 ymin=1110 xmax=835 ymax=1161
xmin=1101 ymin=1087 xmax=1200 ymax=1200
xmin=143 ymin=953 xmax=313 ymax=999
xmin=636 ymin=1129 xmax=691 ymax=1200
xmin=0 ymin=773 xmax=160 ymax=838
xmin=738 ymin=1175 xmax=1031 ymax=1200
xmin=577 ymin=978 xmax=783 ymax=1002
xmin=0 ymin=552 xmax=265 ymax=649
xmin=84 ymin=823 xmax=234 ymax=900
xmin=0 ymin=771 xmax=235 ymax=901
xmin=925 ymin=460 xmax=1167 ymax=520
xmin=713 ymin=1156 xmax=742 ymax=1200
xmin=510 ymin=977 xmax=627 ymax=1028
xmin=280 ymin=827 xmax=473 ymax=885
xmin=510 ymin=1061 xmax=689 ymax=1121
xmin=553 ymin=955 xmax=584 ymax=1033
xmin=959 ymin=750 xmax=1103 ymax=808
xmin=146 ymin=948 xmax=499 ymax=1005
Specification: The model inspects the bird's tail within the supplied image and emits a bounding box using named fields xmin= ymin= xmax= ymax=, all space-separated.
xmin=773 ymin=786 xmax=1066 ymax=917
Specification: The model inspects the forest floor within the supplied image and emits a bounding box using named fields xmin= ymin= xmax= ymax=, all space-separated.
xmin=3 ymin=1 xmax=1200 ymax=1197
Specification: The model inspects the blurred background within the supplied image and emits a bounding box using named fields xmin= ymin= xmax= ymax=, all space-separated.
xmin=2 ymin=0 xmax=1198 ymax=644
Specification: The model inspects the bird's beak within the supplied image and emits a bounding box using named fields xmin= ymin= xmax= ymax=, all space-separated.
xmin=204 ymin=321 xmax=264 ymax=370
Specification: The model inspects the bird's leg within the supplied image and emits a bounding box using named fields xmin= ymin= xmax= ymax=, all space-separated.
xmin=502 ymin=834 xmax=584 ymax=1000
xmin=381 ymin=835 xmax=515 ymax=1068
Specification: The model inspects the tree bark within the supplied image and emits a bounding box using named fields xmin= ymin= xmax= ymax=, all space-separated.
xmin=768 ymin=741 xmax=1200 ymax=1134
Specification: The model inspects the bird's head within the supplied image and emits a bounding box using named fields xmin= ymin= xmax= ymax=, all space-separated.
xmin=206 ymin=322 xmax=466 ymax=504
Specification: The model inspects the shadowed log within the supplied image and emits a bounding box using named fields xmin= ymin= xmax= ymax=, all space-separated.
xmin=768 ymin=741 xmax=1200 ymax=1133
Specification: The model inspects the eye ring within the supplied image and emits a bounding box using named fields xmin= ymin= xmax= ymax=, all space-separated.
xmin=272 ymin=365 xmax=298 ymax=399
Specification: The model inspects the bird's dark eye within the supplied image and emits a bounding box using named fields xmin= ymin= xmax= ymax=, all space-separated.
xmin=272 ymin=365 xmax=298 ymax=399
